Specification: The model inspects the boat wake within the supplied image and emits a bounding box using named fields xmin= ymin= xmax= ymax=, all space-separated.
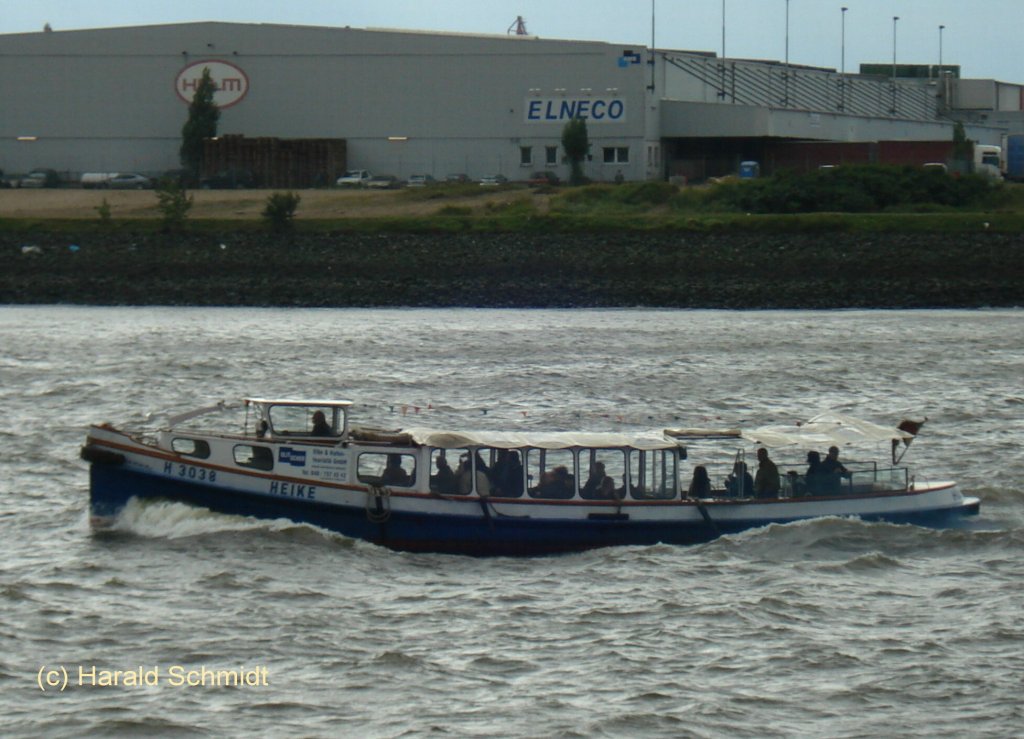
xmin=105 ymin=497 xmax=354 ymax=546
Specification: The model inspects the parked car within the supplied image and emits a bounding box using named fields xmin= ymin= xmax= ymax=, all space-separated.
xmin=445 ymin=173 xmax=469 ymax=184
xmin=107 ymin=172 xmax=152 ymax=189
xmin=407 ymin=174 xmax=436 ymax=187
xmin=336 ymin=170 xmax=371 ymax=187
xmin=479 ymin=174 xmax=508 ymax=187
xmin=366 ymin=175 xmax=401 ymax=189
xmin=527 ymin=171 xmax=560 ymax=186
xmin=199 ymin=170 xmax=258 ymax=189
xmin=18 ymin=168 xmax=60 ymax=188
xmin=0 ymin=169 xmax=10 ymax=188
xmin=81 ymin=172 xmax=116 ymax=188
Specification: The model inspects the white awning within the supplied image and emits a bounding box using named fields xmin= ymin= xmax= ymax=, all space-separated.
xmin=740 ymin=412 xmax=915 ymax=448
xmin=403 ymin=428 xmax=679 ymax=451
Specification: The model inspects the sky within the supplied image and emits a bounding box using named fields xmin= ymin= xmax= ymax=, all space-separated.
xmin=2 ymin=1 xmax=1021 ymax=83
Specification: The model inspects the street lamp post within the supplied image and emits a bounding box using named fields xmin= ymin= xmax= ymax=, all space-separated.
xmin=840 ymin=6 xmax=848 ymax=110
xmin=722 ymin=0 xmax=726 ymax=60
xmin=891 ymin=15 xmax=899 ymax=114
xmin=841 ymin=7 xmax=848 ymax=75
xmin=784 ymin=0 xmax=790 ymax=106
xmin=939 ymin=24 xmax=945 ymax=75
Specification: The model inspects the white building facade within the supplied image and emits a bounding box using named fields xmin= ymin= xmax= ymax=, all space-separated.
xmin=0 ymin=21 xmax=1017 ymax=183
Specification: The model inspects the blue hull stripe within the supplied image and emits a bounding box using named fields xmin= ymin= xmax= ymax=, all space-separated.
xmin=90 ymin=465 xmax=980 ymax=556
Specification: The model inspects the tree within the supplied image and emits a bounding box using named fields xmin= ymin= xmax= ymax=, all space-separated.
xmin=952 ymin=121 xmax=974 ymax=160
xmin=179 ymin=67 xmax=219 ymax=181
xmin=561 ymin=117 xmax=590 ymax=186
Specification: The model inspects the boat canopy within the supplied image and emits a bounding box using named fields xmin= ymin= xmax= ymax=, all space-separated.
xmin=666 ymin=413 xmax=916 ymax=449
xmin=245 ymin=398 xmax=353 ymax=408
xmin=403 ymin=428 xmax=680 ymax=451
xmin=740 ymin=412 xmax=916 ymax=448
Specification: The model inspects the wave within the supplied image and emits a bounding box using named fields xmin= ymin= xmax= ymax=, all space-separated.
xmin=704 ymin=515 xmax=1024 ymax=565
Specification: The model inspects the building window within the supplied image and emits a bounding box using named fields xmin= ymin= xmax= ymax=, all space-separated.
xmin=520 ymin=146 xmax=533 ymax=166
xmin=603 ymin=147 xmax=630 ymax=164
xmin=545 ymin=146 xmax=558 ymax=166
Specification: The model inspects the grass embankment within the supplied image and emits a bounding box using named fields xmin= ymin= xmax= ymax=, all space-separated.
xmin=2 ymin=175 xmax=1023 ymax=308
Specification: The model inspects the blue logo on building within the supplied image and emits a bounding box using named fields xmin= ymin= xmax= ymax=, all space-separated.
xmin=619 ymin=50 xmax=642 ymax=67
xmin=525 ymin=98 xmax=626 ymax=124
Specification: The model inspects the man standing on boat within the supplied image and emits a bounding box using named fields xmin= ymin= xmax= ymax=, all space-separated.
xmin=754 ymin=447 xmax=780 ymax=499
xmin=820 ymin=445 xmax=851 ymax=495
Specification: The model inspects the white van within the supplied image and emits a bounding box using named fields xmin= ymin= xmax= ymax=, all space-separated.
xmin=974 ymin=145 xmax=1002 ymax=181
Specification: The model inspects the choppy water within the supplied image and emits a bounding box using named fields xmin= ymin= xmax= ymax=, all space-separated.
xmin=2 ymin=306 xmax=1022 ymax=738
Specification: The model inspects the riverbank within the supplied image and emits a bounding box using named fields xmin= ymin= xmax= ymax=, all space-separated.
xmin=4 ymin=229 xmax=1022 ymax=308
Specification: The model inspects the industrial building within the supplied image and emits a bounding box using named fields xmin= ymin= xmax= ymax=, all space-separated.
xmin=1 ymin=21 xmax=1021 ymax=185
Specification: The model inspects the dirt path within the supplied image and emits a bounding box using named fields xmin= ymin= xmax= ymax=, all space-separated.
xmin=0 ymin=187 xmax=550 ymax=220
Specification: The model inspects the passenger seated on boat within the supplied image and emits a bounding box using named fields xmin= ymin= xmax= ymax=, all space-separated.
xmin=598 ymin=476 xmax=619 ymax=500
xmin=310 ymin=411 xmax=332 ymax=436
xmin=381 ymin=454 xmax=412 ymax=486
xmin=724 ymin=462 xmax=754 ymax=497
xmin=430 ymin=453 xmax=458 ymax=495
xmin=531 ymin=466 xmax=574 ymax=499
xmin=688 ymin=465 xmax=713 ymax=499
xmin=456 ymin=455 xmax=491 ymax=496
xmin=256 ymin=420 xmax=269 ymax=439
xmin=580 ymin=462 xmax=609 ymax=499
xmin=490 ymin=449 xmax=524 ymax=497
xmin=754 ymin=448 xmax=780 ymax=499
xmin=786 ymin=470 xmax=805 ymax=497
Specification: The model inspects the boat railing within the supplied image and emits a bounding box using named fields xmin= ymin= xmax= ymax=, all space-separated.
xmin=780 ymin=464 xmax=909 ymax=497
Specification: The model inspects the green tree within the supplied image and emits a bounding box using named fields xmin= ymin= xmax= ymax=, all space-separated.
xmin=561 ymin=117 xmax=590 ymax=186
xmin=952 ymin=121 xmax=974 ymax=161
xmin=179 ymin=67 xmax=220 ymax=181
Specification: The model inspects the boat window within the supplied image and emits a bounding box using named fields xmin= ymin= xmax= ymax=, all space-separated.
xmin=268 ymin=405 xmax=339 ymax=437
xmin=527 ymin=448 xmax=576 ymax=499
xmin=358 ymin=453 xmax=417 ymax=488
xmin=171 ymin=437 xmax=211 ymax=459
xmin=628 ymin=449 xmax=678 ymax=500
xmin=429 ymin=448 xmax=469 ymax=495
xmin=233 ymin=444 xmax=274 ymax=471
xmin=580 ymin=449 xmax=627 ymax=500
xmin=480 ymin=447 xmax=524 ymax=498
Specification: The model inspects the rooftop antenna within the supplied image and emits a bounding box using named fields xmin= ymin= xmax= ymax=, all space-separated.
xmin=508 ymin=16 xmax=528 ymax=35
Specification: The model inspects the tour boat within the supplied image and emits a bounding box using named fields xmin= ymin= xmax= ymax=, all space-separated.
xmin=82 ymin=399 xmax=980 ymax=556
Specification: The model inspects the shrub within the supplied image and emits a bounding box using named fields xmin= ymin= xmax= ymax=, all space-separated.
xmin=436 ymin=205 xmax=472 ymax=216
xmin=95 ymin=198 xmax=112 ymax=224
xmin=262 ymin=191 xmax=301 ymax=231
xmin=707 ymin=165 xmax=998 ymax=214
xmin=154 ymin=181 xmax=193 ymax=232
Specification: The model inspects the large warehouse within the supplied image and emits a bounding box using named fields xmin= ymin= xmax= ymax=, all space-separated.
xmin=0 ymin=21 xmax=1018 ymax=184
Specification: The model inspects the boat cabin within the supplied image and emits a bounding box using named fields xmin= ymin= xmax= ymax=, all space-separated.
xmin=157 ymin=401 xmax=917 ymax=504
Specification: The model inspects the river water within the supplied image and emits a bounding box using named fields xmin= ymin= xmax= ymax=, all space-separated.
xmin=2 ymin=306 xmax=1022 ymax=738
